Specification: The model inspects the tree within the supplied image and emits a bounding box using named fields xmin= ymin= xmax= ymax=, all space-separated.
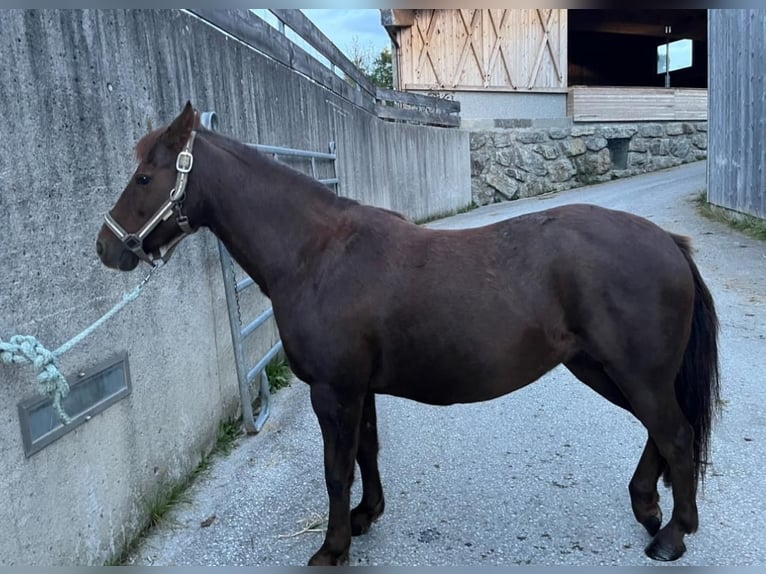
xmin=368 ymin=48 xmax=393 ymax=89
xmin=347 ymin=35 xmax=375 ymax=75
xmin=345 ymin=36 xmax=393 ymax=90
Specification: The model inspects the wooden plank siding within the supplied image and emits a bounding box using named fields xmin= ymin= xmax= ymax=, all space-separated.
xmin=395 ymin=9 xmax=567 ymax=92
xmin=375 ymin=105 xmax=460 ymax=127
xmin=190 ymin=9 xmax=460 ymax=128
xmin=708 ymin=10 xmax=766 ymax=219
xmin=374 ymin=88 xmax=461 ymax=127
xmin=190 ymin=9 xmax=374 ymax=112
xmin=375 ymin=88 xmax=460 ymax=113
xmin=567 ymin=86 xmax=708 ymax=122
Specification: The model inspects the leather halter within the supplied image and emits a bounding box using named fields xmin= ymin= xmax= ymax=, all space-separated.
xmin=104 ymin=131 xmax=197 ymax=267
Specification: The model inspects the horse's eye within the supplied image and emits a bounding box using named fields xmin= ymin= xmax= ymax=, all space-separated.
xmin=135 ymin=174 xmax=151 ymax=185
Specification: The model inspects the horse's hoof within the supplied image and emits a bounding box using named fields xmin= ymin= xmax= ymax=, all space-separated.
xmin=308 ymin=549 xmax=349 ymax=566
xmin=645 ymin=535 xmax=686 ymax=561
xmin=350 ymin=501 xmax=384 ymax=536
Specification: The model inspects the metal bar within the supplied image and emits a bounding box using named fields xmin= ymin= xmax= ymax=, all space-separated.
xmin=246 ymin=340 xmax=284 ymax=384
xmin=240 ymin=307 xmax=275 ymax=340
xmin=246 ymin=142 xmax=338 ymax=188
xmin=236 ymin=276 xmax=255 ymax=291
xmin=254 ymin=369 xmax=271 ymax=432
xmin=217 ymin=241 xmax=259 ymax=435
xmin=248 ymin=143 xmax=336 ymax=160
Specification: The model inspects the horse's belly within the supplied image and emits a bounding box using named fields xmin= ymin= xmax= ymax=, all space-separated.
xmin=372 ymin=334 xmax=567 ymax=405
xmin=378 ymin=373 xmax=534 ymax=405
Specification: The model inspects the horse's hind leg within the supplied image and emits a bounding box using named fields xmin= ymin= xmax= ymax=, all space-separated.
xmin=628 ymin=438 xmax=665 ymax=536
xmin=608 ymin=370 xmax=697 ymax=561
xmin=351 ymin=392 xmax=385 ymax=535
xmin=565 ymin=354 xmax=665 ymax=536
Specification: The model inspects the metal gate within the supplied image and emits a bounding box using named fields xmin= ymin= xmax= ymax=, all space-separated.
xmin=199 ymin=111 xmax=338 ymax=433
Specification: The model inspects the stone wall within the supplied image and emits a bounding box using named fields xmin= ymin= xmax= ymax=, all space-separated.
xmin=470 ymin=121 xmax=708 ymax=205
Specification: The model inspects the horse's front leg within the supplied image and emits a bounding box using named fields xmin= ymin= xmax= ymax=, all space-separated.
xmin=351 ymin=392 xmax=385 ymax=535
xmin=308 ymin=382 xmax=365 ymax=566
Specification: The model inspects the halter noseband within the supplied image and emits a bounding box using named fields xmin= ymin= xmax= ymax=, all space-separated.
xmin=104 ymin=131 xmax=197 ymax=267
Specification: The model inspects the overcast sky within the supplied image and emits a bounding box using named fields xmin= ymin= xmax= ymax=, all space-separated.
xmin=302 ymin=9 xmax=391 ymax=59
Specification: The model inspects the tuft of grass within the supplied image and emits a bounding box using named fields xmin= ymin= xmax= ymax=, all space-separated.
xmin=415 ymin=202 xmax=479 ymax=225
xmin=694 ymin=190 xmax=766 ymax=242
xmin=104 ymin=358 xmax=294 ymax=565
xmin=213 ymin=417 xmax=244 ymax=457
xmin=265 ymin=356 xmax=293 ymax=393
xmin=456 ymin=202 xmax=478 ymax=215
xmin=145 ymin=485 xmax=191 ymax=530
xmin=104 ymin=417 xmax=244 ymax=565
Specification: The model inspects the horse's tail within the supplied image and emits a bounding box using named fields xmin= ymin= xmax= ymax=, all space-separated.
xmin=670 ymin=234 xmax=721 ymax=487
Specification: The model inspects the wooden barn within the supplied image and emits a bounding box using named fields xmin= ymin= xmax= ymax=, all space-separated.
xmin=381 ymin=9 xmax=708 ymax=124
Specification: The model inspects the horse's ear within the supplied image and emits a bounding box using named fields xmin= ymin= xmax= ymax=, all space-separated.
xmin=159 ymin=101 xmax=196 ymax=152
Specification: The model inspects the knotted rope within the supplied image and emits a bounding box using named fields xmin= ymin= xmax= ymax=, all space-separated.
xmin=0 ymin=265 xmax=160 ymax=424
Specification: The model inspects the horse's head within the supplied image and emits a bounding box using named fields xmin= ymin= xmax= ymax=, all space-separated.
xmin=96 ymin=101 xmax=200 ymax=271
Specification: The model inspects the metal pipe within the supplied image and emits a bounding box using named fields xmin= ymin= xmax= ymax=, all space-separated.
xmin=240 ymin=307 xmax=275 ymax=340
xmin=246 ymin=340 xmax=284 ymax=384
xmin=217 ymin=241 xmax=259 ymax=435
xmin=248 ymin=143 xmax=336 ymax=160
xmin=236 ymin=276 xmax=255 ymax=291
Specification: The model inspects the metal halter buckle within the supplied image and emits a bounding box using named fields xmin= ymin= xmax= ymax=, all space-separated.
xmin=176 ymin=150 xmax=193 ymax=173
xmin=123 ymin=235 xmax=142 ymax=250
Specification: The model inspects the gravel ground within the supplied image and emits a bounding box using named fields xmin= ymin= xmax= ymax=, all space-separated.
xmin=125 ymin=161 xmax=765 ymax=567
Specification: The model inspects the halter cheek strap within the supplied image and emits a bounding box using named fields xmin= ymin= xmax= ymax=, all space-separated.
xmin=104 ymin=131 xmax=198 ymax=267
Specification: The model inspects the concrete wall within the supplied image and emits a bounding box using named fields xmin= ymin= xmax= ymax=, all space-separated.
xmin=0 ymin=9 xmax=469 ymax=565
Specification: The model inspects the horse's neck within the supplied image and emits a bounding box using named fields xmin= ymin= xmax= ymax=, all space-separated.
xmin=196 ymin=138 xmax=343 ymax=296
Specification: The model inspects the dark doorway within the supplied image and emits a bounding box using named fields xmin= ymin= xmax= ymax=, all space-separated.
xmin=568 ymin=10 xmax=708 ymax=88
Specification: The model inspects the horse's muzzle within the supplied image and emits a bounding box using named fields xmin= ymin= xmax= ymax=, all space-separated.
xmin=96 ymin=235 xmax=140 ymax=271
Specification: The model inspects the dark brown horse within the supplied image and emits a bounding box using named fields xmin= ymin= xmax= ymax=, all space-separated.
xmin=96 ymin=102 xmax=720 ymax=565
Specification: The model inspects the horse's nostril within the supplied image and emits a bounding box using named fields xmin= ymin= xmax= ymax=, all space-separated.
xmin=96 ymin=240 xmax=104 ymax=256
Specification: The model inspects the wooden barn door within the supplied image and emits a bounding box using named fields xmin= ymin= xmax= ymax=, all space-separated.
xmin=399 ymin=9 xmax=567 ymax=92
